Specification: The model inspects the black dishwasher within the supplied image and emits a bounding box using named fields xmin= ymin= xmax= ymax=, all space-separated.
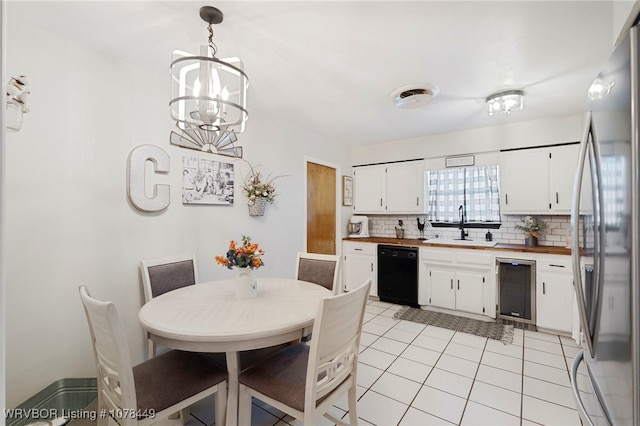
xmin=377 ymin=245 xmax=419 ymax=307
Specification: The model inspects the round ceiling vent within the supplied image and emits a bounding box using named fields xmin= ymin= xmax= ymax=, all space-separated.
xmin=391 ymin=83 xmax=440 ymax=109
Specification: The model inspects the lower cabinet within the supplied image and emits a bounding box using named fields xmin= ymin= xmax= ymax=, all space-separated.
xmin=536 ymin=256 xmax=574 ymax=333
xmin=425 ymin=267 xmax=487 ymax=315
xmin=427 ymin=267 xmax=456 ymax=310
xmin=419 ymin=248 xmax=494 ymax=317
xmin=343 ymin=241 xmax=377 ymax=296
xmin=456 ymin=271 xmax=486 ymax=314
xmin=342 ymin=240 xmax=574 ymax=331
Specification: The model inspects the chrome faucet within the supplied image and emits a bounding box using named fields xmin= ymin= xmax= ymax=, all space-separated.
xmin=458 ymin=205 xmax=469 ymax=240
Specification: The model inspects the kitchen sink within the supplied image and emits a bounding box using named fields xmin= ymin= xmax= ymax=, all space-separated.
xmin=424 ymin=239 xmax=498 ymax=247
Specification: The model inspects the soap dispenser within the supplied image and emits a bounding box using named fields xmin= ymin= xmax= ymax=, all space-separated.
xmin=485 ymin=231 xmax=493 ymax=242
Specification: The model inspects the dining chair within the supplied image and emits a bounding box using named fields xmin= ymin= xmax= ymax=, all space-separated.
xmin=140 ymin=254 xmax=198 ymax=302
xmin=140 ymin=254 xmax=197 ymax=356
xmin=237 ymin=278 xmax=372 ymax=426
xmin=295 ymin=252 xmax=340 ymax=293
xmin=78 ymin=285 xmax=227 ymax=426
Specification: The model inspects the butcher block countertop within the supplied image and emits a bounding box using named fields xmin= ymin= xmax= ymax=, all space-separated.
xmin=343 ymin=237 xmax=573 ymax=256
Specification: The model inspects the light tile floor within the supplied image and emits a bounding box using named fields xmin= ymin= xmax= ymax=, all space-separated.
xmin=186 ymin=299 xmax=583 ymax=426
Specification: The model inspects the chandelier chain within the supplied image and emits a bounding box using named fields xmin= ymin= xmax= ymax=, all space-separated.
xmin=207 ymin=23 xmax=218 ymax=56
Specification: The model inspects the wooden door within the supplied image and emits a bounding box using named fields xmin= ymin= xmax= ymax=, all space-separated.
xmin=306 ymin=162 xmax=336 ymax=254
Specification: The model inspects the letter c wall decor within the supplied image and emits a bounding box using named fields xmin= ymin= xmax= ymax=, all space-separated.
xmin=127 ymin=145 xmax=170 ymax=212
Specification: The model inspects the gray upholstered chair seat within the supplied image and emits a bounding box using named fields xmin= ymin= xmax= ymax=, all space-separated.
xmin=239 ymin=344 xmax=310 ymax=411
xmin=133 ymin=350 xmax=227 ymax=416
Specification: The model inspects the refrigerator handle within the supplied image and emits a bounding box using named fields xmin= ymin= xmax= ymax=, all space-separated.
xmin=588 ymin=118 xmax=606 ymax=337
xmin=570 ymin=112 xmax=596 ymax=358
xmin=570 ymin=351 xmax=596 ymax=426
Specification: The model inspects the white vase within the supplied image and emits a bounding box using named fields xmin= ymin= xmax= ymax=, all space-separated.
xmin=235 ymin=268 xmax=257 ymax=299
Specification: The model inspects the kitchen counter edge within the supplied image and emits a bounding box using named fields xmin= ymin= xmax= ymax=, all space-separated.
xmin=342 ymin=237 xmax=573 ymax=256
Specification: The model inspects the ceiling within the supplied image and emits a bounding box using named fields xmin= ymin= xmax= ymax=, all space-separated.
xmin=7 ymin=1 xmax=616 ymax=146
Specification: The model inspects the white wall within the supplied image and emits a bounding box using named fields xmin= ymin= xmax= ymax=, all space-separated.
xmin=4 ymin=18 xmax=350 ymax=408
xmin=350 ymin=114 xmax=584 ymax=166
xmin=1 ymin=0 xmax=7 ymax=417
xmin=613 ymin=0 xmax=640 ymax=46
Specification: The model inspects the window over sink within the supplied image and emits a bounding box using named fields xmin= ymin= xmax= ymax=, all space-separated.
xmin=426 ymin=165 xmax=501 ymax=227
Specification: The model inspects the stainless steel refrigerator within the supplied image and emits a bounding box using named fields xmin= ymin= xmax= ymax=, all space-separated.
xmin=570 ymin=23 xmax=640 ymax=426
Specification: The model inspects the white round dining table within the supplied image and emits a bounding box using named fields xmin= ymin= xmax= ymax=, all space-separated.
xmin=138 ymin=278 xmax=332 ymax=426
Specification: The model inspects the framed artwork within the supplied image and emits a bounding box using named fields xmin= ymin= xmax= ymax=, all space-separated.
xmin=342 ymin=175 xmax=353 ymax=206
xmin=182 ymin=157 xmax=234 ymax=205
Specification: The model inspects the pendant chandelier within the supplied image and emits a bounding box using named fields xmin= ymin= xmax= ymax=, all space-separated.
xmin=170 ymin=6 xmax=249 ymax=158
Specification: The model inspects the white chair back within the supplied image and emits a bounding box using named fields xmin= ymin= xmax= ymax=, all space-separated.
xmin=237 ymin=279 xmax=371 ymax=425
xmin=305 ymin=279 xmax=371 ymax=417
xmin=79 ymin=285 xmax=138 ymax=425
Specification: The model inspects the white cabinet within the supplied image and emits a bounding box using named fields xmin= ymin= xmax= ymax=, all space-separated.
xmin=353 ymin=160 xmax=425 ymax=214
xmin=343 ymin=241 xmax=377 ymax=297
xmin=426 ymin=267 xmax=456 ymax=310
xmin=501 ymin=148 xmax=549 ymax=213
xmin=456 ymin=271 xmax=486 ymax=314
xmin=386 ymin=161 xmax=424 ymax=212
xmin=501 ymin=144 xmax=580 ymax=214
xmin=419 ymin=248 xmax=494 ymax=317
xmin=549 ymin=144 xmax=580 ymax=213
xmin=425 ymin=267 xmax=485 ymax=314
xmin=536 ymin=256 xmax=574 ymax=333
xmin=352 ymin=165 xmax=386 ymax=213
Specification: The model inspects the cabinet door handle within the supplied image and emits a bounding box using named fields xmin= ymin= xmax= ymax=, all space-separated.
xmin=457 ymin=280 xmax=460 ymax=290
xmin=556 ymin=192 xmax=559 ymax=204
xmin=380 ymin=198 xmax=383 ymax=206
xmin=416 ymin=197 xmax=419 ymax=206
xmin=543 ymin=282 xmax=546 ymax=295
xmin=354 ymin=248 xmax=363 ymax=251
xmin=505 ymin=194 xmax=508 ymax=205
xmin=450 ymin=279 xmax=453 ymax=290
xmin=370 ymin=263 xmax=373 ymax=272
xmin=549 ymin=264 xmax=565 ymax=268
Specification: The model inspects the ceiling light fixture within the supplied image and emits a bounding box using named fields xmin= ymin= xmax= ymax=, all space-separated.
xmin=169 ymin=6 xmax=248 ymax=158
xmin=391 ymin=84 xmax=440 ymax=109
xmin=486 ymin=90 xmax=524 ymax=116
xmin=588 ymin=78 xmax=615 ymax=100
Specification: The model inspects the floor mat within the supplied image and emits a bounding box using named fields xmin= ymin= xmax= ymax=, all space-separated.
xmin=393 ymin=307 xmax=514 ymax=345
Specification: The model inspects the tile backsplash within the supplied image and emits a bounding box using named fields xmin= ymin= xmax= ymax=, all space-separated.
xmin=367 ymin=214 xmax=571 ymax=247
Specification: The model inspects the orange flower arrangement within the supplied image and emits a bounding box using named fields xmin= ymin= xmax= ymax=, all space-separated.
xmin=215 ymin=235 xmax=264 ymax=270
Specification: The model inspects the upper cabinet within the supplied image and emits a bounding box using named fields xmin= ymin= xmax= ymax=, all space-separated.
xmin=353 ymin=160 xmax=426 ymax=214
xmin=352 ymin=164 xmax=387 ymax=213
xmin=501 ymin=144 xmax=579 ymax=214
